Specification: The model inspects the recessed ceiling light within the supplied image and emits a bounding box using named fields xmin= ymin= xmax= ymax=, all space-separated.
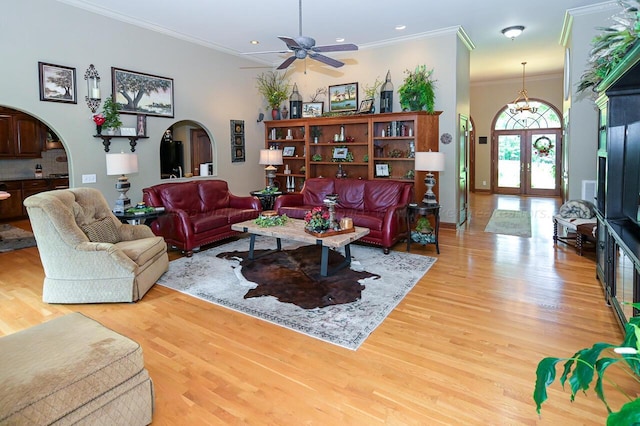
xmin=336 ymin=37 xmax=345 ymax=43
xmin=501 ymin=26 xmax=525 ymax=39
xmin=250 ymin=40 xmax=259 ymax=45
xmin=395 ymin=25 xmax=406 ymax=31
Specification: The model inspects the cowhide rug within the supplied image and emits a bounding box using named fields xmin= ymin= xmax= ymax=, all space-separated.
xmin=217 ymin=245 xmax=380 ymax=309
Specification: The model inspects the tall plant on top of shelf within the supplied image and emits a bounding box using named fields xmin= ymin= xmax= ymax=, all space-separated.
xmin=398 ymin=65 xmax=436 ymax=113
xmin=578 ymin=0 xmax=640 ymax=93
xmin=256 ymin=71 xmax=290 ymax=119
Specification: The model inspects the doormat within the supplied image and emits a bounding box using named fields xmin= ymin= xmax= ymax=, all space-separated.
xmin=484 ymin=209 xmax=532 ymax=238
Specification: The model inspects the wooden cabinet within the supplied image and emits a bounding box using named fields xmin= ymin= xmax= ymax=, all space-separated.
xmin=264 ymin=112 xmax=440 ymax=202
xmin=0 ymin=178 xmax=69 ymax=221
xmin=0 ymin=181 xmax=23 ymax=220
xmin=0 ymin=108 xmax=43 ymax=158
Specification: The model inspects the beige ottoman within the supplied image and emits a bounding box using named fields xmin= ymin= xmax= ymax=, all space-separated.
xmin=0 ymin=313 xmax=154 ymax=425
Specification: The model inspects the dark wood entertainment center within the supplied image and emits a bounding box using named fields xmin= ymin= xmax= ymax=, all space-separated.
xmin=596 ymin=43 xmax=640 ymax=326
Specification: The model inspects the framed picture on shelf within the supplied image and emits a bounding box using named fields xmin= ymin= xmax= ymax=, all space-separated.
xmin=375 ymin=163 xmax=390 ymax=177
xmin=38 ymin=62 xmax=77 ymax=104
xmin=112 ymin=67 xmax=174 ymax=117
xmin=333 ymin=147 xmax=348 ymax=159
xmin=283 ymin=146 xmax=295 ymax=157
xmin=302 ymin=102 xmax=323 ymax=117
xmin=328 ymin=82 xmax=358 ymax=112
xmin=358 ymin=98 xmax=374 ymax=114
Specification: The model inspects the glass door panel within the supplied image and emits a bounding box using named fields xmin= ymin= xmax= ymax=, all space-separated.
xmin=497 ymin=134 xmax=521 ymax=189
xmin=530 ymin=133 xmax=557 ymax=190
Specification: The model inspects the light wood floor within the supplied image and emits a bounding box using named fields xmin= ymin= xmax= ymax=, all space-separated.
xmin=0 ymin=193 xmax=626 ymax=425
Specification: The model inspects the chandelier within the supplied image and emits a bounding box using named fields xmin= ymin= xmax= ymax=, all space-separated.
xmin=508 ymin=62 xmax=538 ymax=115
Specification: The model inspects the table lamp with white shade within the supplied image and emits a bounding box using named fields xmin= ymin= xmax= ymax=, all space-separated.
xmin=414 ymin=151 xmax=445 ymax=205
xmin=259 ymin=148 xmax=283 ymax=190
xmin=106 ymin=152 xmax=139 ymax=213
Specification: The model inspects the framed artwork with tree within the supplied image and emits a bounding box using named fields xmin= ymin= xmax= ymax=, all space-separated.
xmin=112 ymin=67 xmax=174 ymax=117
xmin=38 ymin=62 xmax=76 ymax=104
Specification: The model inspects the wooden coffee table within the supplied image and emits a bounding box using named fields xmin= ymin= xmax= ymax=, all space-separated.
xmin=232 ymin=218 xmax=369 ymax=276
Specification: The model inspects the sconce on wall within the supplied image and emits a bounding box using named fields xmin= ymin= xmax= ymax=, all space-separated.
xmin=84 ymin=64 xmax=101 ymax=113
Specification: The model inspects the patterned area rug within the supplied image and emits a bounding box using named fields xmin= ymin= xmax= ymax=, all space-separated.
xmin=484 ymin=209 xmax=532 ymax=238
xmin=157 ymin=236 xmax=437 ymax=350
xmin=0 ymin=224 xmax=37 ymax=253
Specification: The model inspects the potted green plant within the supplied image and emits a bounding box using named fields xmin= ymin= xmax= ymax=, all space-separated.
xmin=256 ymin=71 xmax=290 ymax=120
xmin=534 ymin=307 xmax=640 ymax=424
xmin=102 ymin=95 xmax=122 ymax=134
xmin=398 ymin=65 xmax=436 ymax=112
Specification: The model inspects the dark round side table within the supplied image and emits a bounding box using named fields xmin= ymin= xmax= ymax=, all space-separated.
xmin=406 ymin=203 xmax=440 ymax=254
xmin=250 ymin=190 xmax=283 ymax=211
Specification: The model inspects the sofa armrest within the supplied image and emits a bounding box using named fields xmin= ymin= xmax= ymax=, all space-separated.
xmin=229 ymin=193 xmax=262 ymax=211
xmin=273 ymin=193 xmax=304 ymax=211
xmin=152 ymin=209 xmax=193 ymax=241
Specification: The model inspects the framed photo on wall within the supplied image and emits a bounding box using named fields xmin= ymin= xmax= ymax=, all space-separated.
xmin=112 ymin=67 xmax=174 ymax=117
xmin=329 ymin=82 xmax=358 ymax=112
xmin=38 ymin=62 xmax=77 ymax=104
xmin=230 ymin=119 xmax=245 ymax=162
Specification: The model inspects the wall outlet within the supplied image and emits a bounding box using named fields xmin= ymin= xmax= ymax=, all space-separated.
xmin=82 ymin=174 xmax=96 ymax=184
xmin=483 ymin=180 xmax=487 ymax=186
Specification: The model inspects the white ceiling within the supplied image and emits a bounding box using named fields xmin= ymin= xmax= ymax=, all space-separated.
xmin=58 ymin=0 xmax=614 ymax=82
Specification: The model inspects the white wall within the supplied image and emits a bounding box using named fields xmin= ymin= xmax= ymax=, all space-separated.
xmin=2 ymin=1 xmax=470 ymax=224
xmin=1 ymin=0 xmax=267 ymax=202
xmin=564 ymin=4 xmax=619 ymax=201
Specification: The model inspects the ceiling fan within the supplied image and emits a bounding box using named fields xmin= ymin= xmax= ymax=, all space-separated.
xmin=245 ymin=0 xmax=358 ymax=70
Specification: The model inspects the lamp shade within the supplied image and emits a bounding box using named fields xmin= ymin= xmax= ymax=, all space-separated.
xmin=259 ymin=149 xmax=283 ymax=166
xmin=414 ymin=151 xmax=445 ymax=172
xmin=106 ymin=152 xmax=139 ymax=175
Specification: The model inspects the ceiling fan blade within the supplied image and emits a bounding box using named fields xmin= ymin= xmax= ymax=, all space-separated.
xmin=240 ymin=50 xmax=290 ymax=55
xmin=278 ymin=36 xmax=301 ymax=50
xmin=313 ymin=43 xmax=358 ymax=53
xmin=309 ymin=53 xmax=344 ymax=68
xmin=276 ymin=56 xmax=298 ymax=70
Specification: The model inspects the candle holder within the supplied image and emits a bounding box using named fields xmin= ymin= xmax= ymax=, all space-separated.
xmin=84 ymin=64 xmax=101 ymax=113
xmin=323 ymin=193 xmax=340 ymax=229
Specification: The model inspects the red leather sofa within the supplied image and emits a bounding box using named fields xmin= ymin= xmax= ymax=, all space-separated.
xmin=142 ymin=180 xmax=261 ymax=256
xmin=273 ymin=177 xmax=413 ymax=254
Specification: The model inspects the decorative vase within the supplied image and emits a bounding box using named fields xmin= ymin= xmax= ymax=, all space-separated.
xmin=271 ymin=108 xmax=281 ymax=120
xmin=96 ymin=125 xmax=102 ymax=135
xmin=281 ymin=106 xmax=289 ymax=119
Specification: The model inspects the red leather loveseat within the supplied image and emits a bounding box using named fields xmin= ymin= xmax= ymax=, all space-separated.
xmin=142 ymin=180 xmax=261 ymax=256
xmin=273 ymin=177 xmax=413 ymax=254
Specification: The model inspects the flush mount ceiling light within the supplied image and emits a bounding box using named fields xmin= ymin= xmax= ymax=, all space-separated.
xmin=507 ymin=61 xmax=538 ymax=115
xmin=501 ymin=25 xmax=525 ymax=39
xmin=250 ymin=40 xmax=259 ymax=45
xmin=395 ymin=25 xmax=406 ymax=30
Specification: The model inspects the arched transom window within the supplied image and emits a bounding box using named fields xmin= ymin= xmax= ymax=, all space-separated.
xmin=494 ymin=100 xmax=562 ymax=130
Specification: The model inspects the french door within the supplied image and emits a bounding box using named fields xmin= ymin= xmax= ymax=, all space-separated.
xmin=493 ymin=129 xmax=561 ymax=196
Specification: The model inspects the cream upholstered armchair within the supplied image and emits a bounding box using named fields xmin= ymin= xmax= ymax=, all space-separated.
xmin=24 ymin=187 xmax=169 ymax=303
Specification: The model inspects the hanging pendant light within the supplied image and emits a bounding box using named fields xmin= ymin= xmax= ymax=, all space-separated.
xmin=507 ymin=62 xmax=538 ymax=115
